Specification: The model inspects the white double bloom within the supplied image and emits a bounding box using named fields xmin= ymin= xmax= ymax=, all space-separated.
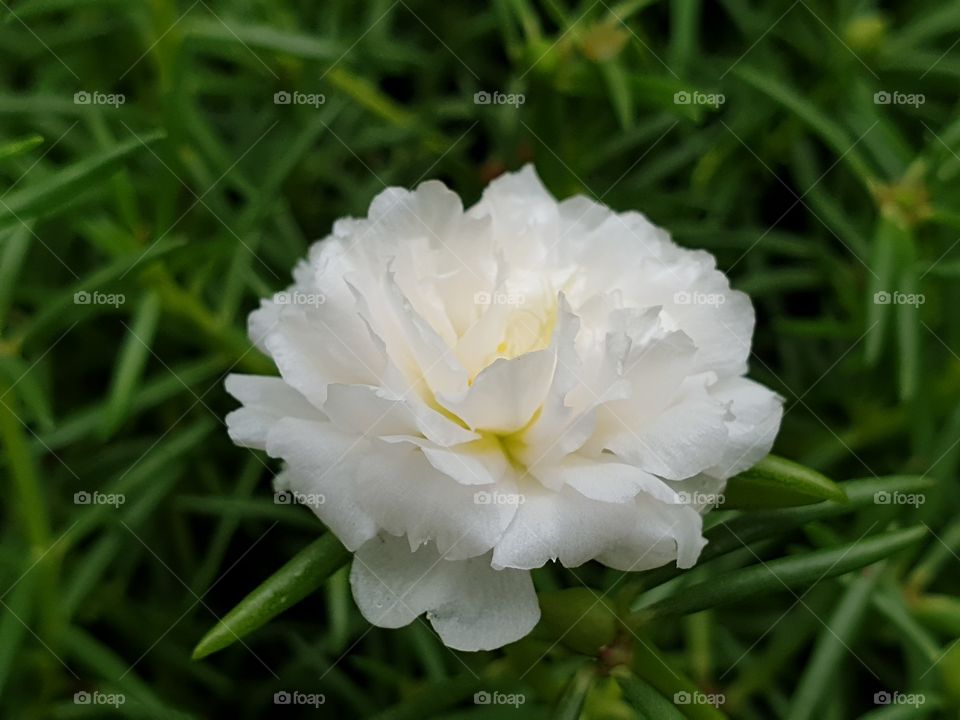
xmin=226 ymin=166 xmax=783 ymax=651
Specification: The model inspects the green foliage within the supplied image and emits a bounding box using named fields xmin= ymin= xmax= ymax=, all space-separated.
xmin=722 ymin=454 xmax=846 ymax=509
xmin=192 ymin=533 xmax=350 ymax=660
xmin=1 ymin=0 xmax=959 ymax=718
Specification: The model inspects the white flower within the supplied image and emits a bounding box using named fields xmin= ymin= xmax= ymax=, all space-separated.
xmin=226 ymin=165 xmax=783 ymax=651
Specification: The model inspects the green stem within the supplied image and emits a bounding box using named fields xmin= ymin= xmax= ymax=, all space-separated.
xmin=0 ymin=382 xmax=50 ymax=551
xmin=630 ymin=632 xmax=728 ymax=720
xmin=0 ymin=381 xmax=60 ymax=639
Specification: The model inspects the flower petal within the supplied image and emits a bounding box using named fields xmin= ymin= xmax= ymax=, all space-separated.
xmin=264 ymin=308 xmax=386 ymax=407
xmin=438 ymin=349 xmax=555 ymax=434
xmin=224 ymin=374 xmax=321 ymax=450
xmin=265 ymin=420 xmax=378 ymax=551
xmin=706 ymin=376 xmax=784 ymax=478
xmin=535 ymin=454 xmax=679 ymax=504
xmin=322 ymin=383 xmax=478 ymax=447
xmin=350 ymin=534 xmax=540 ymax=651
xmin=352 ymin=443 xmax=517 ymax=560
xmin=602 ymin=374 xmax=731 ymax=481
xmin=492 ymin=484 xmax=703 ymax=570
xmin=379 ymin=434 xmax=508 ymax=486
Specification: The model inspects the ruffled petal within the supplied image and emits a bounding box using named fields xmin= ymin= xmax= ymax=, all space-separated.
xmin=351 ymin=442 xmax=518 ymax=560
xmin=438 ymin=349 xmax=555 ymax=434
xmin=224 ymin=374 xmax=322 ymax=450
xmin=350 ymin=534 xmax=540 ymax=651
xmin=379 ymin=434 xmax=508 ymax=486
xmin=534 ymin=454 xmax=679 ymax=504
xmin=706 ymin=376 xmax=784 ymax=478
xmin=492 ymin=485 xmax=703 ymax=571
xmin=265 ymin=420 xmax=378 ymax=551
xmin=602 ymin=375 xmax=731 ymax=481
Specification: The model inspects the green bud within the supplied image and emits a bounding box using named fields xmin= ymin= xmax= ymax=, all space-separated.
xmin=537 ymin=588 xmax=618 ymax=655
xmin=844 ymin=14 xmax=888 ymax=53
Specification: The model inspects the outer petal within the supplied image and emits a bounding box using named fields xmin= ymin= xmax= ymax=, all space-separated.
xmin=265 ymin=420 xmax=378 ymax=551
xmin=492 ymin=485 xmax=703 ymax=571
xmin=265 ymin=417 xmax=514 ymax=559
xmin=602 ymin=375 xmax=731 ymax=481
xmin=265 ymin=309 xmax=384 ymax=407
xmin=322 ymin=383 xmax=478 ymax=447
xmin=706 ymin=376 xmax=784 ymax=478
xmin=534 ymin=454 xmax=680 ymax=504
xmin=350 ymin=534 xmax=540 ymax=651
xmin=224 ymin=375 xmax=322 ymax=450
xmin=667 ymin=272 xmax=755 ymax=378
xmin=352 ymin=443 xmax=517 ymax=560
xmin=665 ymin=473 xmax=728 ymax=512
xmin=596 ymin=495 xmax=707 ymax=570
xmin=470 ymin=165 xmax=558 ymax=268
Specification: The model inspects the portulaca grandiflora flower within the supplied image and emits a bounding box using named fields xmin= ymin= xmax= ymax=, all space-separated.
xmin=225 ymin=165 xmax=783 ymax=651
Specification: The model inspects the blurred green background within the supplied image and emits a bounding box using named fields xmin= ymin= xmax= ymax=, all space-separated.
xmin=2 ymin=0 xmax=960 ymax=717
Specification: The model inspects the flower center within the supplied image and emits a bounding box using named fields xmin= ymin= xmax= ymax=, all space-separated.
xmin=496 ymin=306 xmax=555 ymax=359
xmin=474 ymin=290 xmax=559 ymax=377
xmin=481 ymin=408 xmax=540 ymax=476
